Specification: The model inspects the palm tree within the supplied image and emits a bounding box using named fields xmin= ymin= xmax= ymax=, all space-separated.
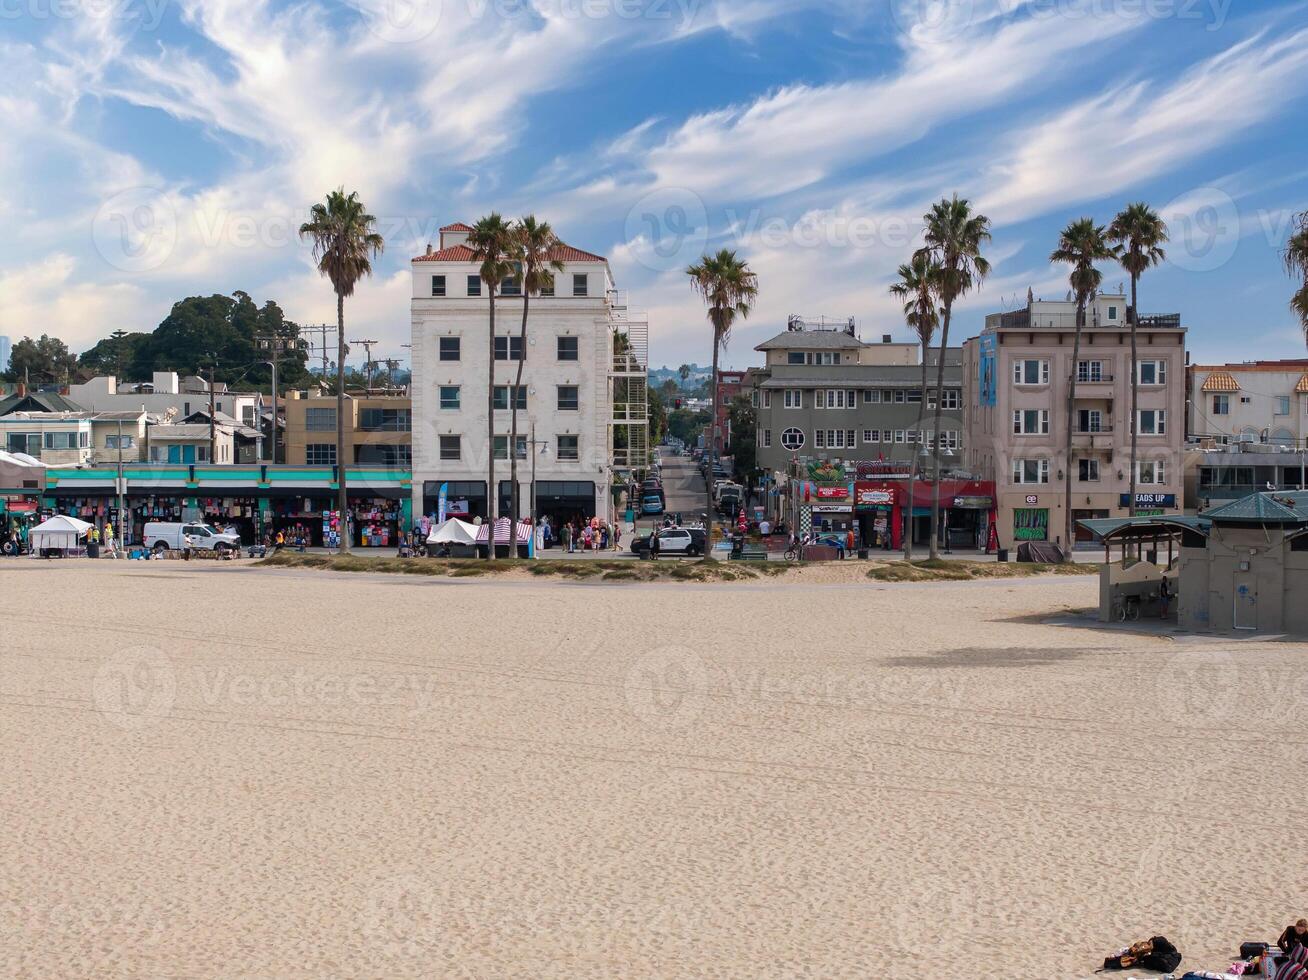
xmin=915 ymin=195 xmax=990 ymax=560
xmin=889 ymin=252 xmax=940 ymax=561
xmin=1051 ymin=217 xmax=1115 ymax=558
xmin=1107 ymin=203 xmax=1168 ymax=517
xmin=468 ymin=213 xmax=516 ymax=560
xmin=678 ymin=363 xmax=691 ymax=386
xmin=509 ymin=216 xmax=563 ymax=529
xmin=687 ymin=250 xmax=758 ymax=554
xmin=1285 ymin=211 xmax=1308 ymax=347
xmin=299 ymin=188 xmax=384 ymax=554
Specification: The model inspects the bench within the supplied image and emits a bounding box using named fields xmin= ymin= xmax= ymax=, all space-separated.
xmin=730 ymin=544 xmax=769 ymax=562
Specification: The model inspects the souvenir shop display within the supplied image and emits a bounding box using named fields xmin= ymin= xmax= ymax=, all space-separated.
xmin=353 ymin=499 xmax=400 ymax=548
xmin=322 ymin=509 xmax=342 ymax=549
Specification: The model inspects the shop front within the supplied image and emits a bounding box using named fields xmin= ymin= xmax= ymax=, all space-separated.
xmin=949 ymin=492 xmax=996 ymax=551
xmin=855 ymin=484 xmax=901 ymax=551
xmin=533 ymin=481 xmax=598 ymax=530
xmin=421 ymin=480 xmax=487 ymax=523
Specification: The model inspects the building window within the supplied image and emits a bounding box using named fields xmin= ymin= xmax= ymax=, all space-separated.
xmin=783 ymin=389 xmax=802 ymax=409
xmin=863 ymin=429 xmax=878 ymax=444
xmin=557 ymin=386 xmax=579 ymax=411
xmin=1276 ymin=396 xmax=1291 ymax=416
xmin=572 ymin=273 xmax=588 ymax=297
xmin=940 ymin=389 xmax=960 ymax=410
xmin=500 ymin=271 xmax=522 ymax=296
xmin=493 ymin=435 xmax=528 ymax=460
xmin=556 ymin=435 xmax=579 ymax=460
xmin=1137 ymin=459 xmax=1167 ymax=485
xmin=1136 ymin=410 xmax=1167 ymax=435
xmin=815 ymin=429 xmax=825 ymax=449
xmin=1138 ymin=360 xmax=1167 ymax=385
xmin=1077 ymin=360 xmax=1106 ymax=382
xmin=431 ymin=275 xmax=446 ymax=297
xmin=305 ymin=407 xmax=336 ymax=431
xmin=1014 ymin=359 xmax=1050 ymax=385
xmin=557 ymin=336 xmax=578 ymax=361
xmin=1212 ymin=394 xmax=1230 ymax=415
xmin=359 ymin=409 xmax=411 ymax=432
xmin=780 ymin=427 xmax=804 ymax=450
xmin=439 ymin=337 xmax=460 ymax=361
xmin=439 ymin=386 xmax=460 ymax=410
xmin=882 ymin=430 xmax=892 ymax=443
xmin=105 ymin=434 xmax=135 ymax=450
xmin=1012 ymin=409 xmax=1050 ymax=435
xmin=760 ymin=429 xmax=772 ymax=448
xmin=493 ymin=386 xmax=528 ymax=411
xmin=43 ymin=432 xmax=81 ymax=450
xmin=1076 ymin=409 xmax=1105 ymax=434
xmin=761 ymin=390 xmax=771 ymax=409
xmin=1078 ymin=459 xmax=1100 ymax=482
xmin=787 ymin=352 xmax=805 ymax=365
xmin=1107 ymin=305 xmax=1119 ymax=321
xmin=306 ymin=443 xmax=337 ymax=465
xmin=356 ymin=444 xmax=412 ymax=466
xmin=540 ymin=278 xmax=554 ymax=297
xmin=197 ymin=445 xmax=212 ymax=463
xmin=894 ymin=390 xmax=906 ymax=403
xmin=1012 ymin=458 xmax=1050 ymax=484
xmin=467 ymin=275 xmax=482 ymax=297
xmin=865 ymin=390 xmax=880 ymax=404
xmin=439 ymin=435 xmax=461 ymax=460
xmin=894 ymin=430 xmax=906 ymax=444
xmin=906 ymin=390 xmax=922 ymax=404
xmin=494 ymin=336 xmax=524 ymax=361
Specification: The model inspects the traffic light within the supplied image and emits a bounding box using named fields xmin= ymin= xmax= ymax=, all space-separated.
xmin=674 ymin=398 xmax=682 ymax=409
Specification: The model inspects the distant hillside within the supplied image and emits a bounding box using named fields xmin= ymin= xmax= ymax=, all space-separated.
xmin=650 ymin=364 xmax=711 ymax=389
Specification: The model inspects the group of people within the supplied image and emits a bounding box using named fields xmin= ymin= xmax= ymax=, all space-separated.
xmin=86 ymin=522 xmax=119 ymax=557
xmin=267 ymin=527 xmax=310 ymax=552
xmin=554 ymin=517 xmax=621 ymax=553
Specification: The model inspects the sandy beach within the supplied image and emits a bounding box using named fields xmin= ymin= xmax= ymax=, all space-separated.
xmin=2 ymin=559 xmax=1305 ymax=979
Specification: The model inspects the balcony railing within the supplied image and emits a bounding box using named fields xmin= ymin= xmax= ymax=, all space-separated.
xmin=1074 ymin=425 xmax=1115 ymax=435
xmin=1076 ymin=373 xmax=1115 ymax=384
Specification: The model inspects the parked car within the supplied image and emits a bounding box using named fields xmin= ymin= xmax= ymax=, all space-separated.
xmin=641 ymin=494 xmax=666 ymax=515
xmin=631 ymin=527 xmax=706 ymax=557
xmin=144 ymin=521 xmax=241 ymax=554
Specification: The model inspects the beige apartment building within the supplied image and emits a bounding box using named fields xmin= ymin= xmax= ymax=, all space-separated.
xmin=962 ymin=294 xmax=1187 ymax=551
xmin=282 ymin=390 xmax=411 ymax=468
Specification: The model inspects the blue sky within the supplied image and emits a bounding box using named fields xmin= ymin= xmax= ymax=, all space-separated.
xmin=3 ymin=0 xmax=1307 ymax=371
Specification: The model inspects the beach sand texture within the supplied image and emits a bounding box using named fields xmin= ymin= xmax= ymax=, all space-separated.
xmin=2 ymin=560 xmax=1304 ymax=979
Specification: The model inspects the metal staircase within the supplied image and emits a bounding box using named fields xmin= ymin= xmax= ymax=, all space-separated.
xmin=608 ymin=290 xmax=649 ymax=477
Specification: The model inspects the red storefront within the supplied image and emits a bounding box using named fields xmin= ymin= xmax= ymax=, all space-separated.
xmin=853 ymin=475 xmax=997 ymax=552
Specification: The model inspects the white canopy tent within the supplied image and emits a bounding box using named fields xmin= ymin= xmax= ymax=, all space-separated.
xmin=29 ymin=515 xmax=93 ymax=554
xmin=426 ymin=519 xmax=480 ymax=546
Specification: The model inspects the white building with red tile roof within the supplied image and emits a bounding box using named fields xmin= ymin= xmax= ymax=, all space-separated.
xmin=410 ymin=223 xmax=648 ymax=527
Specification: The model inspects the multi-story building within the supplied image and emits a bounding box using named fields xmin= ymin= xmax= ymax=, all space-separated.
xmin=282 ymin=390 xmax=412 ymax=467
xmin=70 ymin=373 xmax=264 ymax=442
xmin=712 ymin=370 xmax=746 ymax=453
xmin=1188 ymin=359 xmax=1308 ymax=447
xmin=962 ymin=293 xmax=1187 ymax=551
xmin=409 ymin=222 xmax=647 ymax=524
xmin=0 ymin=410 xmax=151 ymax=465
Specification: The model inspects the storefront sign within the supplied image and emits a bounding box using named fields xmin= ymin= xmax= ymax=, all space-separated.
xmin=1120 ymin=493 xmax=1176 ymax=509
xmin=953 ymin=495 xmax=995 ymax=510
xmin=816 ymin=486 xmax=849 ymax=500
xmin=807 ymin=461 xmax=846 ymax=483
xmin=1013 ymin=508 xmax=1049 ymax=541
xmin=812 ymin=503 xmax=852 ymax=514
xmin=856 ymin=488 xmax=894 ymax=506
xmin=1024 ymin=494 xmax=1040 ymax=506
xmin=856 ymin=461 xmax=911 ymax=480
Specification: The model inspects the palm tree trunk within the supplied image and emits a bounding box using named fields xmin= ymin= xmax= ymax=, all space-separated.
xmin=705 ymin=318 xmax=721 ymax=559
xmin=905 ymin=349 xmax=930 ymax=561
xmin=929 ymin=305 xmax=952 ymax=561
xmin=1128 ymin=274 xmax=1140 ymax=518
xmin=1064 ymin=302 xmax=1085 ymax=561
xmin=510 ymin=292 xmax=529 ymax=532
xmin=336 ymin=288 xmax=349 ymax=554
xmin=487 ymin=288 xmax=497 ymax=561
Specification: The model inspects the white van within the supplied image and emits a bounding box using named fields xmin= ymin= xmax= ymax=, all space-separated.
xmin=144 ymin=522 xmax=242 ymax=554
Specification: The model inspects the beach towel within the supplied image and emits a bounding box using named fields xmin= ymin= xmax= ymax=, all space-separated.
xmin=1277 ymin=961 xmax=1308 ymax=980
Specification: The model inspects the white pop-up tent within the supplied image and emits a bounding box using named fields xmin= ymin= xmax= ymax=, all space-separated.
xmin=426 ymin=519 xmax=480 ymax=546
xmin=29 ymin=515 xmax=93 ymax=553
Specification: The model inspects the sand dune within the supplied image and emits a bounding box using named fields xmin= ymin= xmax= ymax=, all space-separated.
xmin=2 ymin=560 xmax=1304 ymax=978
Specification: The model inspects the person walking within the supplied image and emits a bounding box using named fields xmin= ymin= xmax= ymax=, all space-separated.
xmin=102 ymin=521 xmax=117 ymax=559
xmin=274 ymin=529 xmax=285 ymax=554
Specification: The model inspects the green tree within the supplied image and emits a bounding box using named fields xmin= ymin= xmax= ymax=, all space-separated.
xmin=468 ymin=213 xmax=516 ymax=558
xmin=4 ymin=334 xmax=78 ymax=385
xmin=726 ymin=393 xmax=757 ymax=482
xmin=509 ymin=216 xmax=563 ymax=525
xmin=299 ymin=189 xmax=384 ymax=553
xmin=1285 ymin=211 xmax=1308 ymax=348
xmin=1051 ymin=217 xmax=1115 ymax=557
xmin=79 ymin=330 xmax=149 ymax=378
xmin=668 ymin=408 xmax=710 ymax=446
xmin=916 ymin=195 xmax=990 ymax=559
xmin=659 ymin=378 xmax=680 ymax=400
xmin=688 ymin=249 xmax=758 ymax=552
xmin=678 ymin=363 xmax=691 ymax=386
xmin=647 ymin=384 xmax=669 ymax=445
xmin=890 ymin=251 xmax=941 ymax=561
xmin=1107 ymin=203 xmax=1168 ymax=517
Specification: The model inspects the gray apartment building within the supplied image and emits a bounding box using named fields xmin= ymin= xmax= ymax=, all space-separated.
xmin=749 ymin=316 xmax=965 ymax=477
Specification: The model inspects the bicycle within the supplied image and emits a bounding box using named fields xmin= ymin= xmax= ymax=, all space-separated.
xmin=1114 ymin=593 xmax=1141 ymax=622
xmin=784 ymin=541 xmax=804 ymax=562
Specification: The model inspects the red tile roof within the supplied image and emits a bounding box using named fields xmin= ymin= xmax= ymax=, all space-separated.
xmin=439 ymin=222 xmax=474 ymax=233
xmin=414 ymin=242 xmax=607 ymax=263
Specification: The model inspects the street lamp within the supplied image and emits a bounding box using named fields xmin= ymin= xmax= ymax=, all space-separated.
xmin=527 ymin=421 xmax=550 ymax=554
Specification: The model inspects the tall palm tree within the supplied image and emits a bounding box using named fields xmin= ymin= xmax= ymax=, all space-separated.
xmin=299 ymin=188 xmax=384 ymax=554
xmin=889 ymin=252 xmax=940 ymax=561
xmin=678 ymin=363 xmax=691 ymax=385
xmin=1285 ymin=211 xmax=1308 ymax=348
xmin=915 ymin=195 xmax=990 ymax=560
xmin=1107 ymin=203 xmax=1168 ymax=517
xmin=509 ymin=216 xmax=563 ymax=528
xmin=687 ymin=249 xmax=758 ymax=554
xmin=1051 ymin=217 xmax=1115 ymax=558
xmin=468 ymin=213 xmax=516 ymax=560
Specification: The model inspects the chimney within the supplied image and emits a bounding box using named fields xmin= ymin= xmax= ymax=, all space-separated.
xmin=425 ymin=243 xmax=433 ymax=256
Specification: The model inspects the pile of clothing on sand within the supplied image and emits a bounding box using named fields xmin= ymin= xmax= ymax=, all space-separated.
xmin=1097 ymin=920 xmax=1308 ymax=978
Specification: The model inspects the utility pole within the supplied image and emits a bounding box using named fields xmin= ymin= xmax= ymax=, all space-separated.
xmin=110 ymin=329 xmax=128 ymax=380
xmin=256 ymin=334 xmax=307 ymax=464
xmin=351 ymin=338 xmax=378 ymax=392
xmin=116 ymin=415 xmax=126 ymax=558
xmin=205 ymin=354 xmax=217 ymax=464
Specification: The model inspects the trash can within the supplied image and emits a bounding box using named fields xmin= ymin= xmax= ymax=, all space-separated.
xmin=997 ymin=548 xmax=1009 ymax=563
xmin=86 ymin=542 xmax=100 ymax=559
xmin=857 ymin=548 xmax=869 ymax=560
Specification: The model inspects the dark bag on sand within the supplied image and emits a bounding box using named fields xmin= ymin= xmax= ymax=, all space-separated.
xmin=1243 ymin=941 xmax=1271 ymax=959
xmin=1102 ymin=936 xmax=1181 ymax=973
